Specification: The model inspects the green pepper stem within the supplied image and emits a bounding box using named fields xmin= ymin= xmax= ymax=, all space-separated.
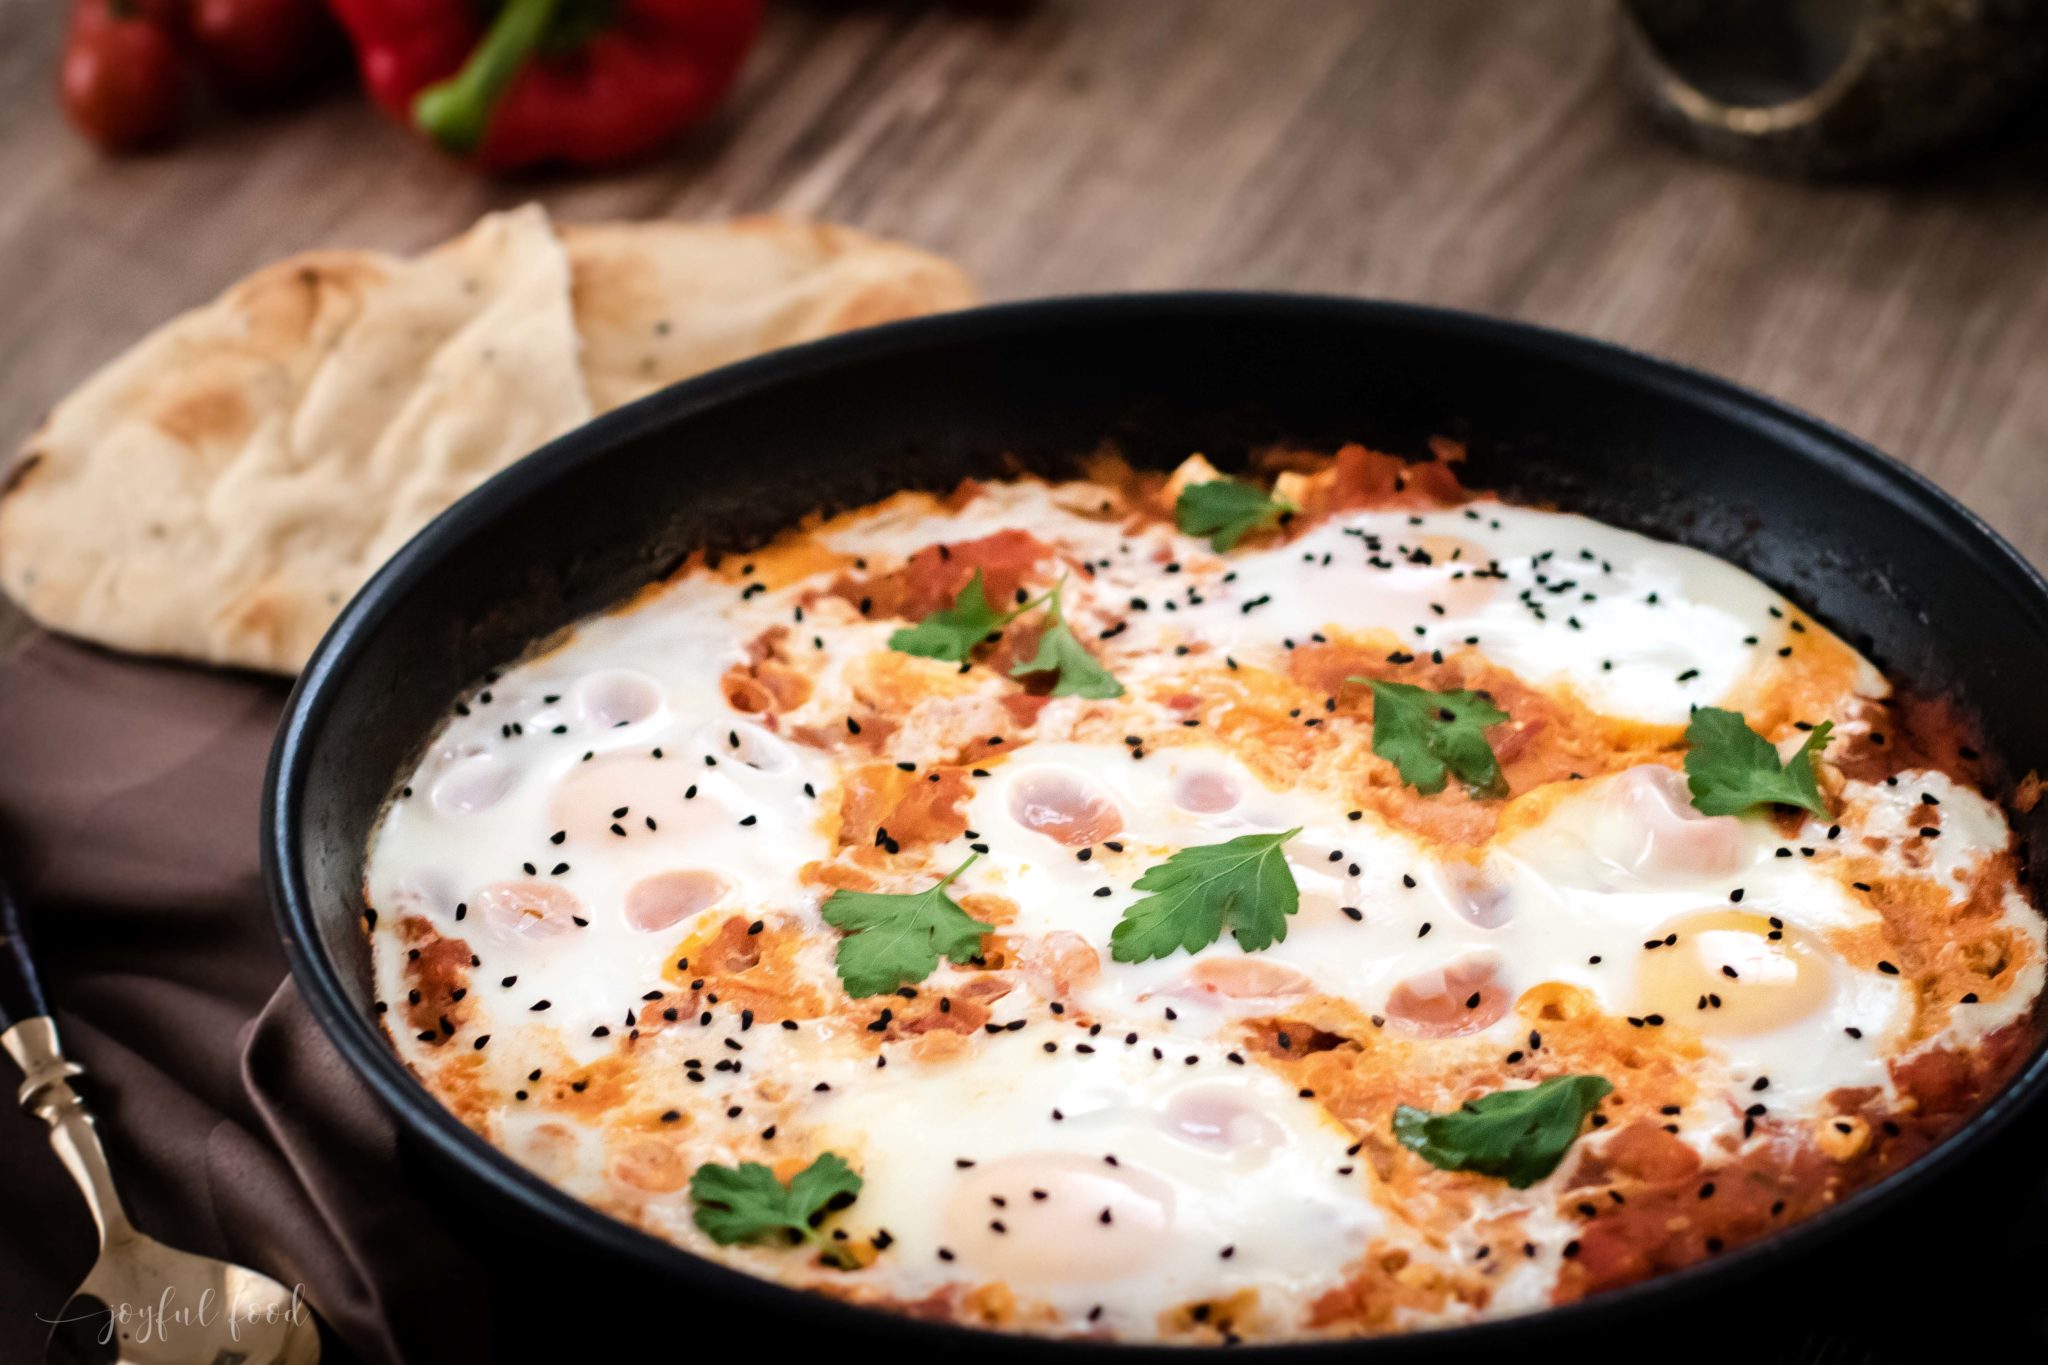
xmin=413 ymin=0 xmax=562 ymax=154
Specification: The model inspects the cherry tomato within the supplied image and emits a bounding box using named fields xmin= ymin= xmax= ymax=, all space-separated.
xmin=188 ymin=0 xmax=341 ymax=105
xmin=59 ymin=0 xmax=190 ymax=152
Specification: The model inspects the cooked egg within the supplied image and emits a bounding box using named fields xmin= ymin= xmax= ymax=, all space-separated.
xmin=364 ymin=456 xmax=2042 ymax=1343
xmin=806 ymin=1033 xmax=1378 ymax=1325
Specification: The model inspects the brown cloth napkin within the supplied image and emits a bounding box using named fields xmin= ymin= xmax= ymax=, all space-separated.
xmin=0 ymin=635 xmax=487 ymax=1365
xmin=4 ymin=630 xmax=2047 ymax=1364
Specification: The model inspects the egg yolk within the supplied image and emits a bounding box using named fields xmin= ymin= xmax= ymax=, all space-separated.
xmin=624 ymin=870 xmax=733 ymax=932
xmin=609 ymin=1135 xmax=689 ymax=1193
xmin=1385 ymin=956 xmax=1509 ymax=1037
xmin=1173 ymin=767 xmax=1242 ymax=814
xmin=548 ymin=754 xmax=691 ymax=844
xmin=1634 ymin=910 xmax=1832 ymax=1035
xmin=513 ymin=1121 xmax=586 ymax=1181
xmin=1016 ymin=930 xmax=1101 ymax=997
xmin=702 ymin=719 xmax=798 ymax=774
xmin=473 ymin=879 xmax=585 ymax=940
xmin=1594 ymin=765 xmax=1748 ymax=882
xmin=1398 ymin=534 xmax=1501 ymax=616
xmin=431 ymin=752 xmax=516 ymax=816
xmin=1166 ymin=956 xmax=1315 ymax=1003
xmin=1007 ymin=766 xmax=1124 ymax=846
xmin=1159 ymin=1084 xmax=1290 ymax=1156
xmin=941 ymin=1152 xmax=1174 ymax=1285
xmin=1441 ymin=861 xmax=1514 ymax=928
xmin=577 ymin=669 xmax=664 ymax=729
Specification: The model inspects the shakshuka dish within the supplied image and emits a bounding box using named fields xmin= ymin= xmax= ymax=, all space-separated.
xmin=363 ymin=445 xmax=2043 ymax=1343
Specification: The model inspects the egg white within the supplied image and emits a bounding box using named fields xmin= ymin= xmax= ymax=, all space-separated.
xmin=805 ymin=1029 xmax=1377 ymax=1330
xmin=364 ymin=475 xmax=2040 ymax=1341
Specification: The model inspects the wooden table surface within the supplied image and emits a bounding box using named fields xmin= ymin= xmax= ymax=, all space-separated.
xmin=5 ymin=2 xmax=2047 ymax=615
xmin=2 ymin=2 xmax=2045 ymax=1360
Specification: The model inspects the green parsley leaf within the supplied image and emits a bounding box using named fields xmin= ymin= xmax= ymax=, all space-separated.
xmin=890 ymin=573 xmax=1122 ymax=698
xmin=820 ymin=854 xmax=992 ymax=997
xmin=690 ymin=1152 xmax=863 ymax=1262
xmin=1109 ymin=827 xmax=1304 ymax=962
xmin=1359 ymin=679 xmax=1509 ymax=798
xmin=1683 ymin=707 xmax=1832 ymax=818
xmin=887 ymin=569 xmax=1006 ymax=662
xmin=1174 ymin=478 xmax=1295 ymax=552
xmin=1008 ymin=584 xmax=1124 ymax=699
xmin=1392 ymin=1075 xmax=1613 ymax=1189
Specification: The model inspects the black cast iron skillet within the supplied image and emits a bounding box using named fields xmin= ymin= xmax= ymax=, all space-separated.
xmin=264 ymin=295 xmax=2048 ymax=1360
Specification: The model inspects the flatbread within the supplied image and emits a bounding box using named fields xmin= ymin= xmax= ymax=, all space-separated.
xmin=0 ymin=205 xmax=590 ymax=673
xmin=0 ymin=210 xmax=977 ymax=673
xmin=564 ymin=216 xmax=978 ymax=412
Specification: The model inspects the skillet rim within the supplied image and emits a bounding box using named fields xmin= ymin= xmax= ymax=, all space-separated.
xmin=263 ymin=291 xmax=2048 ymax=1358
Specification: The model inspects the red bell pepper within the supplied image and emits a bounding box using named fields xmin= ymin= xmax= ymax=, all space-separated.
xmin=327 ymin=0 xmax=762 ymax=171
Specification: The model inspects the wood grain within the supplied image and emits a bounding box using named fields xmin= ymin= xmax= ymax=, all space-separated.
xmin=5 ymin=6 xmax=2046 ymax=1357
xmin=3 ymin=1 xmax=2044 ymax=601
